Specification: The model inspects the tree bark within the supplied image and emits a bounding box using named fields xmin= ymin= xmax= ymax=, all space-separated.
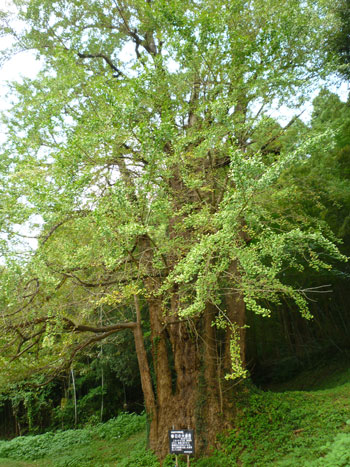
xmin=132 ymin=296 xmax=157 ymax=427
xmin=145 ymin=295 xmax=246 ymax=460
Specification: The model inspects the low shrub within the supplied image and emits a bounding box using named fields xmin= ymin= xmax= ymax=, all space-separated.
xmin=0 ymin=429 xmax=91 ymax=460
xmin=91 ymin=412 xmax=146 ymax=440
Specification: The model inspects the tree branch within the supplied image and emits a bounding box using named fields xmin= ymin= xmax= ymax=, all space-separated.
xmin=77 ymin=51 xmax=124 ymax=77
xmin=63 ymin=317 xmax=137 ymax=333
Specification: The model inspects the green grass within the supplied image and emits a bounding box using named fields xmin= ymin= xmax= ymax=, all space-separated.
xmin=2 ymin=361 xmax=350 ymax=466
xmin=218 ymin=387 xmax=350 ymax=466
xmin=215 ymin=358 xmax=350 ymax=466
xmin=0 ymin=413 xmax=158 ymax=467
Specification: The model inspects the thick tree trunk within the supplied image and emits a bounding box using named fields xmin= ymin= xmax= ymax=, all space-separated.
xmin=145 ymin=295 xmax=246 ymax=460
xmin=133 ymin=296 xmax=157 ymax=425
xmin=149 ymin=320 xmax=199 ymax=458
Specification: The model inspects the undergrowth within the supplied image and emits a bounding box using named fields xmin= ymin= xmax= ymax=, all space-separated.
xmin=1 ymin=362 xmax=350 ymax=466
xmin=216 ymin=362 xmax=350 ymax=466
xmin=0 ymin=412 xmax=156 ymax=466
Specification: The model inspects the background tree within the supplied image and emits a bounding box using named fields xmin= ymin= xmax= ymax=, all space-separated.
xmin=244 ymin=90 xmax=350 ymax=380
xmin=0 ymin=0 xmax=346 ymax=458
xmin=330 ymin=0 xmax=350 ymax=79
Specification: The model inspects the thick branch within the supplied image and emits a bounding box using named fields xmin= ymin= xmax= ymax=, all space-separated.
xmin=114 ymin=1 xmax=157 ymax=57
xmin=77 ymin=51 xmax=124 ymax=77
xmin=63 ymin=317 xmax=136 ymax=333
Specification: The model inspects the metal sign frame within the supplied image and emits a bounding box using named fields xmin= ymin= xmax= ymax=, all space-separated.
xmin=169 ymin=429 xmax=195 ymax=455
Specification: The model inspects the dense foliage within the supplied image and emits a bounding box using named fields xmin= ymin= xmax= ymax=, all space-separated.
xmin=331 ymin=0 xmax=350 ymax=79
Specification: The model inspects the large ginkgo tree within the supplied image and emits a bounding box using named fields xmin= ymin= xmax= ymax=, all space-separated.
xmin=0 ymin=0 xmax=345 ymax=458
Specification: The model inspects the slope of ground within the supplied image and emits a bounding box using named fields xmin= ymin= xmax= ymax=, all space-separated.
xmin=1 ymin=359 xmax=350 ymax=466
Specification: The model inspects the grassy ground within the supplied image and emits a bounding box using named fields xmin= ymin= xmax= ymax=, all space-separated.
xmin=1 ymin=359 xmax=350 ymax=466
xmin=0 ymin=429 xmax=150 ymax=467
xmin=0 ymin=413 xmax=158 ymax=467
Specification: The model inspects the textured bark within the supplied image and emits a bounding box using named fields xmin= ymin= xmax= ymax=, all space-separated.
xmin=133 ymin=296 xmax=157 ymax=424
xmin=149 ymin=320 xmax=199 ymax=458
xmin=145 ymin=296 xmax=246 ymax=460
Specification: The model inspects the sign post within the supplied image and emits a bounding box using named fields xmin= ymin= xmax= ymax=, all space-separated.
xmin=169 ymin=429 xmax=195 ymax=465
